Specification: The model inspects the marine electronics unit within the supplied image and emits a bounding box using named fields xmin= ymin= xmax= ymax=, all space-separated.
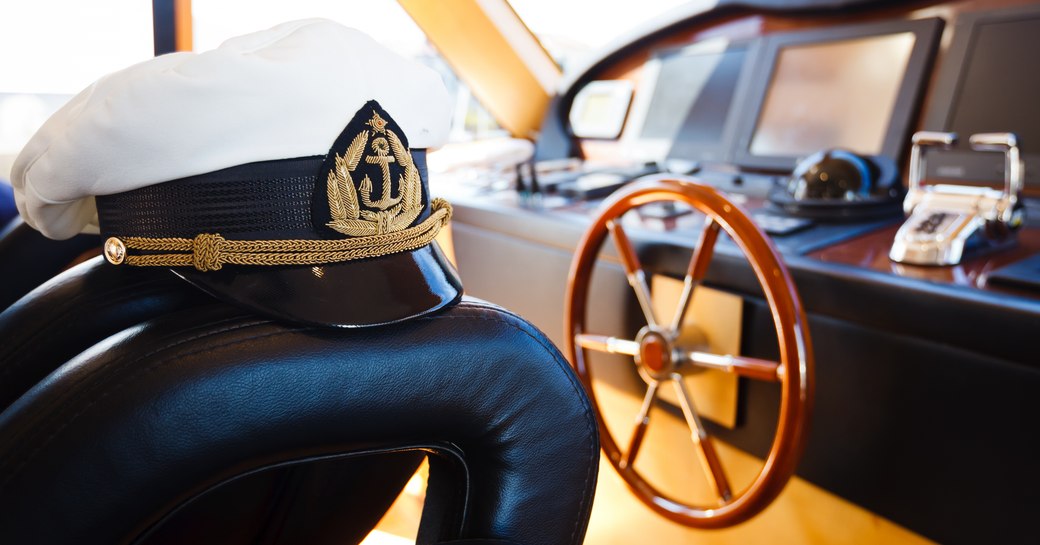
xmin=732 ymin=17 xmax=943 ymax=172
xmin=624 ymin=38 xmax=755 ymax=165
xmin=890 ymin=131 xmax=1025 ymax=266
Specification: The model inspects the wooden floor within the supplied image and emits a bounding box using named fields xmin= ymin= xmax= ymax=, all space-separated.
xmin=360 ymin=460 xmax=428 ymax=544
xmin=360 ymin=531 xmax=413 ymax=545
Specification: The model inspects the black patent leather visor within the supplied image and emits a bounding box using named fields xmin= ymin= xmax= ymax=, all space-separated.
xmin=172 ymin=241 xmax=461 ymax=327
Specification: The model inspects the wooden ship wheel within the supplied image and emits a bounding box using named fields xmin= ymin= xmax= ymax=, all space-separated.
xmin=564 ymin=177 xmax=814 ymax=528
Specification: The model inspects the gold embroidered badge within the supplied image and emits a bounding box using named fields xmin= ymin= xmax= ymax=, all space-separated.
xmin=326 ymin=111 xmax=423 ymax=237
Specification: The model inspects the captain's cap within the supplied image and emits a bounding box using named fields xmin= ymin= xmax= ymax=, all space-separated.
xmin=11 ymin=19 xmax=462 ymax=327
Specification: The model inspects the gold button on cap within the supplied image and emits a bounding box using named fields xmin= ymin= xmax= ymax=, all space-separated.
xmin=104 ymin=237 xmax=127 ymax=265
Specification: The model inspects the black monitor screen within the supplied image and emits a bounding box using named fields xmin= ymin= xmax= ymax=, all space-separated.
xmin=632 ymin=41 xmax=749 ymax=162
xmin=749 ymin=33 xmax=916 ymax=157
xmin=925 ymin=9 xmax=1040 ymax=189
xmin=733 ymin=18 xmax=942 ymax=171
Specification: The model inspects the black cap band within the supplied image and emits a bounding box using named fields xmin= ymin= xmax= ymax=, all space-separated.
xmin=97 ymin=152 xmax=429 ymax=242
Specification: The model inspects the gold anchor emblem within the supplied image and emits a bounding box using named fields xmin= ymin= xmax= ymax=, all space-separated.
xmin=326 ymin=111 xmax=423 ymax=237
xmin=360 ymin=137 xmax=402 ymax=209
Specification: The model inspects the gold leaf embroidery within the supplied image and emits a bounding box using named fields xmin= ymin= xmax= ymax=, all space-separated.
xmin=327 ymin=130 xmax=368 ymax=226
xmin=326 ymin=112 xmax=423 ymax=237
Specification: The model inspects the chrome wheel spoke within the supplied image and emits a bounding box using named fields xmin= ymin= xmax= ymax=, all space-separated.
xmin=575 ymin=333 xmax=639 ymax=357
xmin=681 ymin=351 xmax=783 ymax=382
xmin=673 ymin=376 xmax=733 ymax=502
xmin=608 ymin=220 xmax=658 ymax=328
xmin=670 ymin=217 xmax=720 ymax=332
xmin=621 ymin=381 xmax=659 ymax=470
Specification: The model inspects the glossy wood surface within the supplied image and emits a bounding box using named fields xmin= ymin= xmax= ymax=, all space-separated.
xmin=808 ymin=224 xmax=1040 ymax=296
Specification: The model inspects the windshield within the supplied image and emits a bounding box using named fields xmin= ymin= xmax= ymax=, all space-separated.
xmin=0 ymin=0 xmax=152 ymax=179
xmin=0 ymin=0 xmax=708 ymax=180
xmin=510 ymin=0 xmax=708 ymax=71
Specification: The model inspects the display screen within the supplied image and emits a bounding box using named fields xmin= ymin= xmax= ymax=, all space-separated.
xmin=928 ymin=15 xmax=1040 ymax=188
xmin=749 ymin=32 xmax=916 ymax=158
xmin=580 ymin=94 xmax=618 ymax=123
xmin=947 ymin=20 xmax=1040 ymax=144
xmin=569 ymin=80 xmax=633 ymax=140
xmin=636 ymin=43 xmax=747 ymax=161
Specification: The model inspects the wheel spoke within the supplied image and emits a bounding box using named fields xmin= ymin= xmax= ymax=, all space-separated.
xmin=672 ymin=376 xmax=733 ymax=502
xmin=565 ymin=180 xmax=813 ymax=526
xmin=670 ymin=217 xmax=720 ymax=332
xmin=621 ymin=380 xmax=659 ymax=470
xmin=607 ymin=219 xmax=658 ymax=327
xmin=680 ymin=351 xmax=783 ymax=382
xmin=575 ymin=333 xmax=639 ymax=357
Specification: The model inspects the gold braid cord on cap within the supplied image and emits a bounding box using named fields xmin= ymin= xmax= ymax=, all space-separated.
xmin=110 ymin=198 xmax=452 ymax=271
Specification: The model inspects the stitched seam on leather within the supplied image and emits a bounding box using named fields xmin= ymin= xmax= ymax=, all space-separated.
xmin=135 ymin=445 xmax=448 ymax=545
xmin=0 ymin=285 xmax=173 ymax=378
xmin=415 ymin=442 xmax=470 ymax=542
xmin=0 ymin=318 xmax=268 ymax=483
xmin=0 ymin=313 xmax=253 ymax=470
xmin=418 ymin=306 xmax=598 ymax=545
xmin=0 ymin=276 xmax=164 ymax=363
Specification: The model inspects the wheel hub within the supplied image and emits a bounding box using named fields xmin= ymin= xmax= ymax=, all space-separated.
xmin=635 ymin=326 xmax=675 ymax=379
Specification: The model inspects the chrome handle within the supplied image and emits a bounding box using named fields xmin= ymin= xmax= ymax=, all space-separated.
xmin=968 ymin=132 xmax=1017 ymax=150
xmin=907 ymin=131 xmax=957 ymax=209
xmin=912 ymin=131 xmax=958 ymax=146
xmin=969 ymin=132 xmax=1022 ymax=221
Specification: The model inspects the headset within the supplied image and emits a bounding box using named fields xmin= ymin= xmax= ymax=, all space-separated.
xmin=768 ymin=149 xmax=903 ymax=220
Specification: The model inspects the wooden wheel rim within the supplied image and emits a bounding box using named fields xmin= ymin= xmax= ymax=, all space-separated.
xmin=564 ymin=178 xmax=814 ymax=528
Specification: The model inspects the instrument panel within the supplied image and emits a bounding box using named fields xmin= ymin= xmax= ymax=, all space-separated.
xmin=547 ymin=0 xmax=1040 ymax=295
xmin=567 ymin=1 xmax=1039 ymax=190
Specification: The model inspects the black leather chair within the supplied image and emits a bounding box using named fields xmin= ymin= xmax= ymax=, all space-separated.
xmin=0 ymin=261 xmax=599 ymax=545
xmin=0 ymin=257 xmax=210 ymax=413
xmin=0 ymin=260 xmax=426 ymax=544
xmin=0 ymin=217 xmax=100 ymax=311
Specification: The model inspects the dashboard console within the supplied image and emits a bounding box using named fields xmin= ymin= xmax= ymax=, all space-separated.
xmin=544 ymin=1 xmax=1040 ymax=292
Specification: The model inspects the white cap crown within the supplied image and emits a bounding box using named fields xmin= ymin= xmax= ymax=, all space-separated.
xmin=12 ymin=18 xmax=453 ymax=239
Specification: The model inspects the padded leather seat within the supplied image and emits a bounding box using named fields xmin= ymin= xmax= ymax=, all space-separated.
xmin=0 ymin=257 xmax=210 ymax=413
xmin=0 ymin=260 xmax=427 ymax=544
xmin=0 ymin=218 xmax=99 ymax=311
xmin=0 ymin=262 xmax=599 ymax=545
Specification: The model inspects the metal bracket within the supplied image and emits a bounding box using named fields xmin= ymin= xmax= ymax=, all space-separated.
xmin=890 ymin=131 xmax=1025 ymax=265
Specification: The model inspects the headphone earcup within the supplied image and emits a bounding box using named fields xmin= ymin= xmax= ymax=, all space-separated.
xmin=869 ymin=154 xmax=900 ymax=196
xmin=828 ymin=149 xmax=874 ymax=196
xmin=770 ymin=149 xmax=904 ymax=221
